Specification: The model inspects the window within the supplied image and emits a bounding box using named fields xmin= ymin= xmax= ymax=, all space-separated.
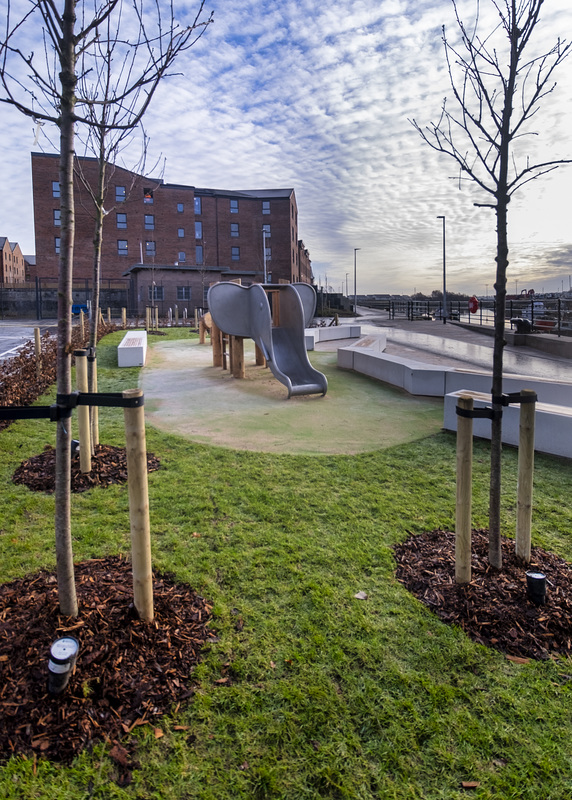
xmin=118 ymin=239 xmax=128 ymax=256
xmin=116 ymin=212 xmax=127 ymax=229
xmin=178 ymin=251 xmax=186 ymax=262
xmin=262 ymin=200 xmax=270 ymax=214
xmin=143 ymin=188 xmax=154 ymax=203
xmin=53 ymin=209 xmax=61 ymax=227
xmin=195 ymin=245 xmax=203 ymax=264
xmin=178 ymin=228 xmax=185 ymax=238
xmin=55 ymin=237 xmax=61 ymax=255
xmin=265 ymin=247 xmax=272 ymax=261
xmin=116 ymin=185 xmax=126 ymax=203
xmin=231 ymin=223 xmax=239 ymax=237
xmin=177 ymin=203 xmax=184 ymax=213
xmin=177 ymin=286 xmax=191 ymax=301
xmin=231 ymin=246 xmax=240 ymax=261
xmin=230 ymin=199 xmax=238 ymax=213
xmin=144 ymin=214 xmax=155 ymax=230
xmin=145 ymin=241 xmax=156 ymax=256
xmin=262 ymin=224 xmax=271 ymax=235
xmin=195 ymin=221 xmax=203 ymax=239
xmin=194 ymin=197 xmax=201 ymax=214
xmin=148 ymin=285 xmax=164 ymax=301
xmin=52 ymin=181 xmax=60 ymax=198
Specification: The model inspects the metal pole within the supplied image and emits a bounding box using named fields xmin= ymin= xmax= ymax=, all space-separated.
xmin=262 ymin=229 xmax=267 ymax=283
xmin=353 ymin=248 xmax=360 ymax=315
xmin=437 ymin=216 xmax=446 ymax=324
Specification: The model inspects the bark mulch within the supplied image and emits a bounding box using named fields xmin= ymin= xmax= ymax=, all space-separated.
xmin=0 ymin=555 xmax=217 ymax=772
xmin=13 ymin=444 xmax=160 ymax=493
xmin=395 ymin=528 xmax=572 ymax=662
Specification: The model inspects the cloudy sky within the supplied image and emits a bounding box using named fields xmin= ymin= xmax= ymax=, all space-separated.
xmin=1 ymin=0 xmax=571 ymax=296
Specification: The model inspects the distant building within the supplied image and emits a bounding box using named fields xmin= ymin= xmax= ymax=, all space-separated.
xmin=0 ymin=237 xmax=26 ymax=283
xmin=31 ymin=152 xmax=313 ymax=313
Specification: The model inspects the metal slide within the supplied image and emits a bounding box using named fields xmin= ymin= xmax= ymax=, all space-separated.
xmin=207 ymin=282 xmax=328 ymax=399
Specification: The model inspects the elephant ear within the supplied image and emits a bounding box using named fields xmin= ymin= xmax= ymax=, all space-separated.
xmin=292 ymin=283 xmax=317 ymax=327
xmin=207 ymin=283 xmax=254 ymax=337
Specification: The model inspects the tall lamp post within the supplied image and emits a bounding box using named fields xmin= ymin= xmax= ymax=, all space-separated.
xmin=353 ymin=248 xmax=361 ymax=315
xmin=262 ymin=228 xmax=268 ymax=283
xmin=345 ymin=272 xmax=349 ymax=297
xmin=437 ymin=216 xmax=446 ymax=324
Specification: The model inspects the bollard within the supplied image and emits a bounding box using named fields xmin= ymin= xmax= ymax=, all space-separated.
xmin=455 ymin=395 xmax=473 ymax=583
xmin=516 ymin=390 xmax=536 ymax=563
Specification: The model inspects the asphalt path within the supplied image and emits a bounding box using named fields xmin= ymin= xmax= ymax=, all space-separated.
xmin=0 ymin=320 xmax=57 ymax=361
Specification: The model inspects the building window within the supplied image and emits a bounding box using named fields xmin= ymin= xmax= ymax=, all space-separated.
xmin=116 ymin=185 xmax=126 ymax=203
xmin=178 ymin=228 xmax=185 ymax=238
xmin=145 ymin=241 xmax=156 ymax=256
xmin=52 ymin=181 xmax=60 ymax=198
xmin=148 ymin=285 xmax=164 ymax=301
xmin=230 ymin=199 xmax=238 ymax=213
xmin=262 ymin=200 xmax=270 ymax=214
xmin=116 ymin=212 xmax=127 ymax=229
xmin=263 ymin=224 xmax=271 ymax=236
xmin=145 ymin=214 xmax=155 ymax=230
xmin=265 ymin=247 xmax=272 ymax=261
xmin=177 ymin=202 xmax=184 ymax=213
xmin=231 ymin=246 xmax=240 ymax=261
xmin=55 ymin=237 xmax=61 ymax=254
xmin=231 ymin=223 xmax=239 ymax=237
xmin=178 ymin=251 xmax=186 ymax=262
xmin=177 ymin=286 xmax=191 ymax=301
xmin=196 ymin=245 xmax=203 ymax=264
xmin=53 ymin=209 xmax=61 ymax=227
xmin=144 ymin=188 xmax=154 ymax=203
xmin=118 ymin=239 xmax=128 ymax=256
xmin=194 ymin=197 xmax=201 ymax=214
xmin=195 ymin=221 xmax=202 ymax=239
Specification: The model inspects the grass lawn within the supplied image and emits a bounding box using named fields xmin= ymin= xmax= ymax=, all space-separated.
xmin=1 ymin=328 xmax=572 ymax=799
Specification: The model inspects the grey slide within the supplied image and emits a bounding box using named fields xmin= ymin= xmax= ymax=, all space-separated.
xmin=207 ymin=282 xmax=328 ymax=399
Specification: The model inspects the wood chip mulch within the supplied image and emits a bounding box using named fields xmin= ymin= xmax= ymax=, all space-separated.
xmin=0 ymin=555 xmax=217 ymax=769
xmin=395 ymin=528 xmax=572 ymax=661
xmin=12 ymin=444 xmax=161 ymax=493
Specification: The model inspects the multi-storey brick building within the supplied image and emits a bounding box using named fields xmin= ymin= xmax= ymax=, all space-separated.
xmin=31 ymin=152 xmax=313 ymax=313
xmin=0 ymin=238 xmax=26 ymax=283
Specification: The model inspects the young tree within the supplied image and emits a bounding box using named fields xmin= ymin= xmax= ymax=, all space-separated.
xmin=0 ymin=0 xmax=212 ymax=615
xmin=411 ymin=0 xmax=571 ymax=569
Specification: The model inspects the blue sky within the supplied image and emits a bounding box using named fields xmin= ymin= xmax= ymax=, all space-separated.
xmin=1 ymin=0 xmax=571 ymax=295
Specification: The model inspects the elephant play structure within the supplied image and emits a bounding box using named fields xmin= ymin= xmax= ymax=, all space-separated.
xmin=207 ymin=282 xmax=328 ymax=399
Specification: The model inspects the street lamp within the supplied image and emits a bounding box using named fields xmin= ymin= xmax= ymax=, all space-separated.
xmin=345 ymin=272 xmax=349 ymax=297
xmin=437 ymin=216 xmax=446 ymax=324
xmin=353 ymin=248 xmax=361 ymax=315
xmin=262 ymin=228 xmax=268 ymax=283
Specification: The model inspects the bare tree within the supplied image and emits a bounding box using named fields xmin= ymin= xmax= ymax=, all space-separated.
xmin=411 ymin=0 xmax=571 ymax=569
xmin=0 ymin=0 xmax=212 ymax=615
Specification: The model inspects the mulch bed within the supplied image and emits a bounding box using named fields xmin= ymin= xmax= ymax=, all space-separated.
xmin=13 ymin=444 xmax=161 ymax=493
xmin=0 ymin=555 xmax=217 ymax=771
xmin=395 ymin=528 xmax=572 ymax=661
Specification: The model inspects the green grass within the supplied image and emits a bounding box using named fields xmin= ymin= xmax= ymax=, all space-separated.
xmin=2 ymin=328 xmax=572 ymax=799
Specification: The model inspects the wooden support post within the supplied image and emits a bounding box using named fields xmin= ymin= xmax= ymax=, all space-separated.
xmin=199 ymin=318 xmax=206 ymax=344
xmin=255 ymin=343 xmax=266 ymax=367
xmin=74 ymin=350 xmax=92 ymax=474
xmin=212 ymin=320 xmax=223 ymax=367
xmin=122 ymin=388 xmax=153 ymax=622
xmin=230 ymin=336 xmax=245 ymax=378
xmin=34 ymin=327 xmax=42 ymax=378
xmin=79 ymin=309 xmax=85 ymax=341
xmin=455 ymin=394 xmax=473 ymax=584
xmin=175 ymin=305 xmax=179 ymax=326
xmin=221 ymin=335 xmax=228 ymax=371
xmin=516 ymin=390 xmax=537 ymax=563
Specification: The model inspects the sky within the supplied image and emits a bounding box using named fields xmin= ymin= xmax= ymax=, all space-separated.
xmin=1 ymin=0 xmax=571 ymax=296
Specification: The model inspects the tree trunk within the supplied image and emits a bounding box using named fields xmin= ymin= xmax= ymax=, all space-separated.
xmin=54 ymin=0 xmax=78 ymax=617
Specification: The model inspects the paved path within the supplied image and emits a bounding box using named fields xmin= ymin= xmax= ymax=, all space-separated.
xmin=0 ymin=321 xmax=57 ymax=361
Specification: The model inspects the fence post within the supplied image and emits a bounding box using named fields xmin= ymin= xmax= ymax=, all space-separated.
xmin=74 ymin=350 xmax=92 ymax=473
xmin=456 ymin=395 xmax=473 ymax=584
xmin=516 ymin=390 xmax=536 ymax=563
xmin=34 ymin=327 xmax=42 ymax=379
xmin=123 ymin=388 xmax=153 ymax=622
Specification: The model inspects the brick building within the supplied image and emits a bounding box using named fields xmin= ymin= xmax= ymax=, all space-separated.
xmin=0 ymin=238 xmax=26 ymax=283
xmin=31 ymin=152 xmax=313 ymax=313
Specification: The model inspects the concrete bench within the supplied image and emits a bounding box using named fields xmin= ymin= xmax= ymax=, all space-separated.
xmin=118 ymin=331 xmax=147 ymax=367
xmin=305 ymin=324 xmax=361 ymax=350
xmin=443 ymin=389 xmax=572 ymax=459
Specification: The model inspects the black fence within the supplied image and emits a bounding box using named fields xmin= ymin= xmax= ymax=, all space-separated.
xmin=0 ymin=278 xmax=130 ymax=320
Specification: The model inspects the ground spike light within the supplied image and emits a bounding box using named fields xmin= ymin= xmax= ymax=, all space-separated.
xmin=48 ymin=636 xmax=79 ymax=695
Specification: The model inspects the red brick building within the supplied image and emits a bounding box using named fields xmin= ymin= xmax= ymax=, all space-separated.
xmin=0 ymin=238 xmax=26 ymax=283
xmin=31 ymin=152 xmax=313 ymax=313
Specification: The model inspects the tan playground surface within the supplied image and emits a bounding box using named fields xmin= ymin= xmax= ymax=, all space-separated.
xmin=140 ymin=338 xmax=443 ymax=455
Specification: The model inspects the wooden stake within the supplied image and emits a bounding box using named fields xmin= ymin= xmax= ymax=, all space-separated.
xmin=34 ymin=327 xmax=42 ymax=378
xmin=154 ymin=306 xmax=159 ymax=330
xmin=122 ymin=307 xmax=127 ymax=329
xmin=107 ymin=307 xmax=111 ymax=324
xmin=175 ymin=305 xmax=179 ymax=326
xmin=90 ymin=353 xmax=99 ymax=447
xmin=79 ymin=309 xmax=85 ymax=340
xmin=123 ymin=388 xmax=153 ymax=621
xmin=74 ymin=350 xmax=92 ymax=473
xmin=516 ymin=389 xmax=536 ymax=563
xmin=145 ymin=307 xmax=150 ymax=332
xmin=456 ymin=394 xmax=473 ymax=583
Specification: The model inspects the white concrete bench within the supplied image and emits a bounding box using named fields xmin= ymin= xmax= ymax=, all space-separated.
xmin=305 ymin=324 xmax=361 ymax=350
xmin=443 ymin=389 xmax=572 ymax=459
xmin=118 ymin=331 xmax=147 ymax=367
